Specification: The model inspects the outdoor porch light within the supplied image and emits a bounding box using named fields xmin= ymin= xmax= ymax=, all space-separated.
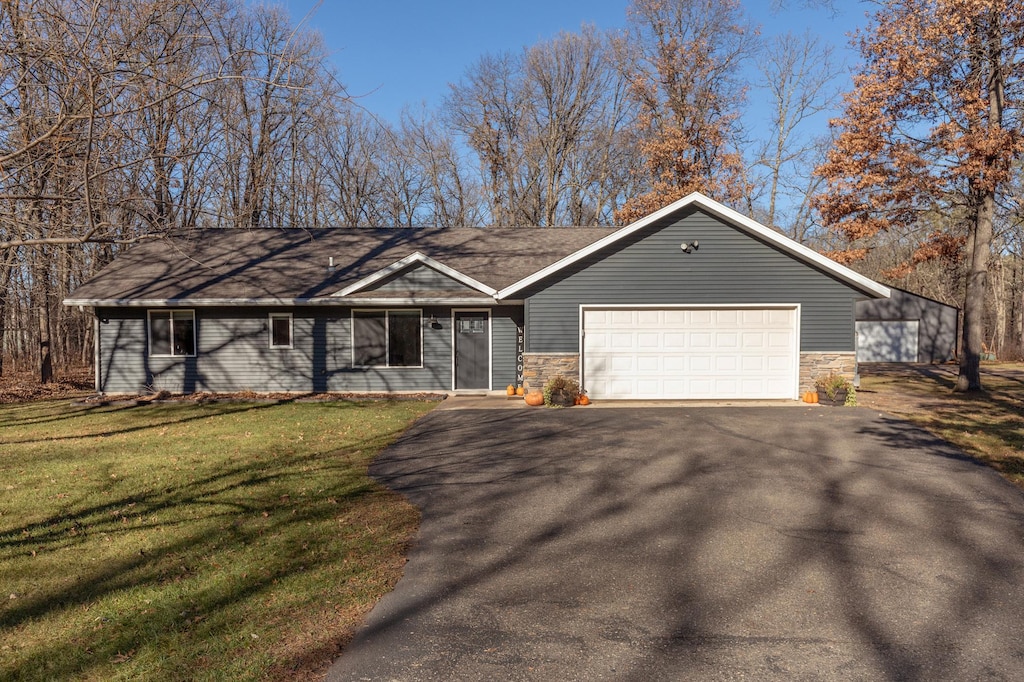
xmin=680 ymin=240 xmax=699 ymax=254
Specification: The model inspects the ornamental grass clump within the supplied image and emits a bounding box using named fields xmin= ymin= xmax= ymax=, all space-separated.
xmin=543 ymin=375 xmax=581 ymax=407
xmin=814 ymin=372 xmax=852 ymax=401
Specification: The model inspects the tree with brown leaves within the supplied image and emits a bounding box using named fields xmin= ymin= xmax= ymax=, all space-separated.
xmin=615 ymin=0 xmax=755 ymax=224
xmin=816 ymin=0 xmax=1024 ymax=391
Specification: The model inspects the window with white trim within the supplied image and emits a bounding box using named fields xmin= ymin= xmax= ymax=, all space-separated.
xmin=352 ymin=310 xmax=422 ymax=367
xmin=148 ymin=310 xmax=196 ymax=357
xmin=269 ymin=313 xmax=292 ymax=349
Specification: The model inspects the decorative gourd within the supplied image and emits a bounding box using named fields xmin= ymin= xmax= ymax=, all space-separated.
xmin=803 ymin=391 xmax=819 ymax=404
xmin=506 ymin=384 xmax=516 ymax=396
xmin=579 ymin=395 xmax=591 ymax=406
xmin=524 ymin=390 xmax=544 ymax=406
xmin=516 ymin=386 xmax=525 ymax=396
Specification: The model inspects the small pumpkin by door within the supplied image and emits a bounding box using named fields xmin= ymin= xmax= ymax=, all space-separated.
xmin=516 ymin=386 xmax=525 ymax=396
xmin=506 ymin=384 xmax=516 ymax=396
xmin=579 ymin=394 xmax=591 ymax=406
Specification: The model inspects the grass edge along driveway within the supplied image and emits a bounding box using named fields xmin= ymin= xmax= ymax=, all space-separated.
xmin=858 ymin=362 xmax=1024 ymax=490
xmin=0 ymin=398 xmax=436 ymax=681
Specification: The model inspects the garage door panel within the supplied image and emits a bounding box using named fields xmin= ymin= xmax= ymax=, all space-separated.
xmin=610 ymin=355 xmax=634 ymax=372
xmin=664 ymin=310 xmax=687 ymax=324
xmin=583 ymin=307 xmax=797 ymax=399
xmin=691 ymin=333 xmax=712 ymax=347
xmin=637 ymin=356 xmax=661 ymax=372
xmin=715 ymin=332 xmax=739 ymax=348
xmin=742 ymin=356 xmax=765 ymax=371
xmin=741 ymin=332 xmax=765 ymax=348
xmin=664 ymin=356 xmax=686 ymax=371
xmin=610 ymin=310 xmax=633 ymax=325
xmin=664 ymin=333 xmax=687 ymax=348
xmin=637 ymin=333 xmax=660 ymax=348
xmin=715 ymin=356 xmax=738 ymax=371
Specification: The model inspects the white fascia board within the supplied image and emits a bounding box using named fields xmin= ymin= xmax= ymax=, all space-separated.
xmin=333 ymin=252 xmax=497 ymax=297
xmin=495 ymin=192 xmax=890 ymax=300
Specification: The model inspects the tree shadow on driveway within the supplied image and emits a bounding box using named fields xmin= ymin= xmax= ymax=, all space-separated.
xmin=327 ymin=407 xmax=1024 ymax=681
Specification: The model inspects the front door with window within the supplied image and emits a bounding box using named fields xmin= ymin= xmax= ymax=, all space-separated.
xmin=455 ymin=311 xmax=489 ymax=390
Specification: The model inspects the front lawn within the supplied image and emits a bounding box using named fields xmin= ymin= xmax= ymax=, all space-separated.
xmin=858 ymin=363 xmax=1024 ymax=489
xmin=0 ymin=398 xmax=436 ymax=681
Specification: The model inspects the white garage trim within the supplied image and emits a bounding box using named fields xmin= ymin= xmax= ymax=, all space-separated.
xmin=580 ymin=304 xmax=801 ymax=400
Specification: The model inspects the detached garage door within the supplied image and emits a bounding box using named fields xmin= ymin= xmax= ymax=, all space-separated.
xmin=582 ymin=308 xmax=798 ymax=400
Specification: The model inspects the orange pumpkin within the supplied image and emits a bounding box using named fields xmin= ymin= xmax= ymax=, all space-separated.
xmin=803 ymin=391 xmax=819 ymax=404
xmin=506 ymin=384 xmax=516 ymax=396
xmin=516 ymin=386 xmax=525 ymax=396
xmin=524 ymin=390 xmax=545 ymax=406
xmin=579 ymin=395 xmax=591 ymax=406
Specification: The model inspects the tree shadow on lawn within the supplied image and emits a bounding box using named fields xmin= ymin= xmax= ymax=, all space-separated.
xmin=0 ymin=421 xmax=415 ymax=681
xmin=0 ymin=399 xmax=293 ymax=446
xmin=329 ymin=407 xmax=1024 ymax=681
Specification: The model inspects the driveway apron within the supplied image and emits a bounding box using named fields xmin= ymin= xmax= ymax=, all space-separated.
xmin=326 ymin=407 xmax=1024 ymax=681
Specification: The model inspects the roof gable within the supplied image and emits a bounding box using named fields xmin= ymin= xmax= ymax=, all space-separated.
xmin=495 ymin=193 xmax=890 ymax=300
xmin=335 ymin=252 xmax=496 ymax=297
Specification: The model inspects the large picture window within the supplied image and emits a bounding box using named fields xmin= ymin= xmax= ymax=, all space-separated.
xmin=148 ymin=310 xmax=196 ymax=357
xmin=352 ymin=310 xmax=422 ymax=367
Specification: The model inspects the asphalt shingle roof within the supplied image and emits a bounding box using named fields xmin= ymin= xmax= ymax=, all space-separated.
xmin=68 ymin=227 xmax=616 ymax=303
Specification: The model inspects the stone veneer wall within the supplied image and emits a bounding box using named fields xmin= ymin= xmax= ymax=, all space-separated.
xmin=523 ymin=353 xmax=579 ymax=391
xmin=799 ymin=352 xmax=856 ymax=394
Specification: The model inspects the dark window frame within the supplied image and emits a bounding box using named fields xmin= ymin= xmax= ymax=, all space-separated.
xmin=351 ymin=309 xmax=423 ymax=368
xmin=147 ymin=309 xmax=196 ymax=357
xmin=269 ymin=313 xmax=293 ymax=349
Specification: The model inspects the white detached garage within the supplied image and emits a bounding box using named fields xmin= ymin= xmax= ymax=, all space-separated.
xmin=582 ymin=306 xmax=799 ymax=399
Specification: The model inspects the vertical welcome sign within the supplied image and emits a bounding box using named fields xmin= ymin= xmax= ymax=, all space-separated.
xmin=516 ymin=323 xmax=525 ymax=386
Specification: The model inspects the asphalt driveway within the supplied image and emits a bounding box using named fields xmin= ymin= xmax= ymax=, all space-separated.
xmin=326 ymin=407 xmax=1024 ymax=681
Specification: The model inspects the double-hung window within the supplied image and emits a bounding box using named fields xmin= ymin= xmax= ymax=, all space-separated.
xmin=352 ymin=310 xmax=422 ymax=367
xmin=269 ymin=313 xmax=292 ymax=349
xmin=148 ymin=310 xmax=196 ymax=357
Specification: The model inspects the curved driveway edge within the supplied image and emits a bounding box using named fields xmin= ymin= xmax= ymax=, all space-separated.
xmin=327 ymin=407 xmax=1024 ymax=681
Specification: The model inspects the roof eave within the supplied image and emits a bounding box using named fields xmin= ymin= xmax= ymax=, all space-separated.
xmin=63 ymin=296 xmax=522 ymax=308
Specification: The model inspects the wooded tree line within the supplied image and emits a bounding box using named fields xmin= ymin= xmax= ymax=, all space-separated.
xmin=1 ymin=0 xmax=1022 ymax=389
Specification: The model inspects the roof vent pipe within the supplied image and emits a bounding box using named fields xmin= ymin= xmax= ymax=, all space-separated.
xmin=327 ymin=256 xmax=336 ymax=273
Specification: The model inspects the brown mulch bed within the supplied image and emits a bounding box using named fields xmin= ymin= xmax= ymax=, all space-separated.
xmin=75 ymin=390 xmax=448 ymax=406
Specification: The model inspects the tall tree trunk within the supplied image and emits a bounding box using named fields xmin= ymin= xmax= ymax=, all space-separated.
xmin=956 ymin=189 xmax=993 ymax=392
xmin=38 ymin=295 xmax=53 ymax=384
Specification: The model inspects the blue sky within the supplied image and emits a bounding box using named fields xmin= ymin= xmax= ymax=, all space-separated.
xmin=275 ymin=0 xmax=872 ymax=131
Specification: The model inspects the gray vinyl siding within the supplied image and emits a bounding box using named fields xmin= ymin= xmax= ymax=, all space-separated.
xmin=522 ymin=208 xmax=865 ymax=353
xmin=490 ymin=306 xmax=524 ymax=388
xmin=96 ymin=306 xmax=457 ymax=394
xmin=370 ymin=264 xmax=477 ymax=293
xmin=856 ymin=289 xmax=959 ymax=362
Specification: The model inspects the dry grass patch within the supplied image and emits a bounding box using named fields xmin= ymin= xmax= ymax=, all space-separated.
xmin=0 ymin=398 xmax=436 ymax=681
xmin=858 ymin=363 xmax=1024 ymax=488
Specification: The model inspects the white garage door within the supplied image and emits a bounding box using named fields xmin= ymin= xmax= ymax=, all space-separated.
xmin=582 ymin=308 xmax=799 ymax=400
xmin=856 ymin=320 xmax=918 ymax=362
